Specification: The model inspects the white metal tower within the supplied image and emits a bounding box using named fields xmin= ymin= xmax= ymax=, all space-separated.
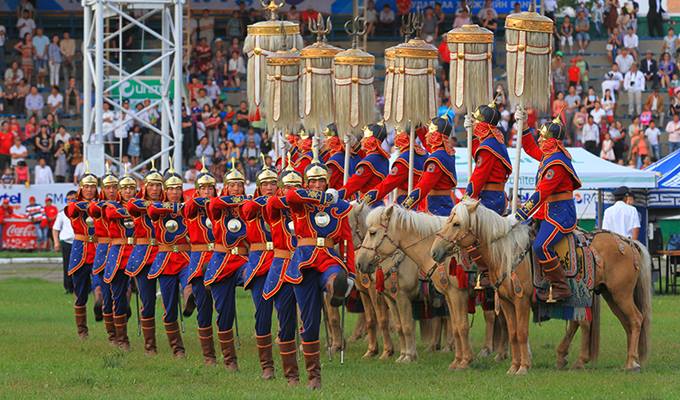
xmin=82 ymin=0 xmax=184 ymax=176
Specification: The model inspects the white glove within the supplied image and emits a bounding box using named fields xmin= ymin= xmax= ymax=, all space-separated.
xmin=463 ymin=113 xmax=474 ymax=131
xmin=514 ymin=105 xmax=527 ymax=125
xmin=506 ymin=213 xmax=520 ymax=228
xmin=326 ymin=188 xmax=339 ymax=204
xmin=345 ymin=277 xmax=355 ymax=297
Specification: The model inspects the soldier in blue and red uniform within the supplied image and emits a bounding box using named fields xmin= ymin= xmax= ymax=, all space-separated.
xmin=285 ymin=150 xmax=355 ymax=390
xmin=102 ymin=171 xmax=137 ymax=350
xmin=338 ymin=122 xmax=389 ymax=203
xmin=183 ymin=165 xmax=217 ymax=365
xmin=241 ymin=162 xmax=278 ymax=379
xmin=87 ymin=168 xmax=117 ymax=344
xmin=512 ymin=112 xmax=582 ymax=302
xmin=125 ymin=165 xmax=163 ymax=354
xmin=263 ymin=158 xmax=302 ymax=386
xmin=464 ymin=103 xmax=512 ymax=288
xmin=204 ymin=163 xmax=249 ymax=371
xmin=65 ymin=167 xmax=99 ymax=339
xmin=401 ymin=116 xmax=457 ymax=216
xmin=148 ymin=166 xmax=191 ymax=358
xmin=323 ymin=123 xmax=361 ymax=190
xmin=293 ymin=130 xmax=313 ymax=176
xmin=362 ymin=125 xmax=429 ymax=206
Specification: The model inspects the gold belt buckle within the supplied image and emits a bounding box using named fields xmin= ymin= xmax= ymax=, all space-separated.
xmin=150 ymin=239 xmax=157 ymax=246
xmin=230 ymin=247 xmax=239 ymax=255
xmin=207 ymin=243 xmax=215 ymax=251
xmin=127 ymin=237 xmax=135 ymax=245
xmin=172 ymin=244 xmax=179 ymax=253
xmin=266 ymin=242 xmax=274 ymax=251
xmin=88 ymin=235 xmax=94 ymax=243
xmin=316 ymin=237 xmax=325 ymax=247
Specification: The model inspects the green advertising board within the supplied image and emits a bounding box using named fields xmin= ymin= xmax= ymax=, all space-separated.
xmin=108 ymin=78 xmax=175 ymax=100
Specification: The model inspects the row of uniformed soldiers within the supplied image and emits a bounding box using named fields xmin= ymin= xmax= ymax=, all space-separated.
xmin=64 ymin=104 xmax=581 ymax=389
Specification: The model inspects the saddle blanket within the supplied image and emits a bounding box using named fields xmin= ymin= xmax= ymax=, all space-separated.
xmin=532 ymin=231 xmax=596 ymax=322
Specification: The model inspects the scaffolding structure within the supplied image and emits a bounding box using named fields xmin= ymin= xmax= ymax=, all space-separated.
xmin=82 ymin=0 xmax=184 ymax=176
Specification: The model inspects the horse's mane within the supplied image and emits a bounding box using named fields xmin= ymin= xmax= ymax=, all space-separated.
xmin=349 ymin=201 xmax=372 ymax=238
xmin=453 ymin=199 xmax=532 ymax=276
xmin=366 ymin=205 xmax=445 ymax=239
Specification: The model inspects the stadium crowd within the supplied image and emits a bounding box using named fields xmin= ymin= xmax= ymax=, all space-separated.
xmin=0 ymin=0 xmax=677 ymax=251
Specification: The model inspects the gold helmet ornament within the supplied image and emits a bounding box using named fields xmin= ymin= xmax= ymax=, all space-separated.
xmin=304 ymin=141 xmax=328 ymax=183
xmin=195 ymin=156 xmax=217 ymax=189
xmin=144 ymin=159 xmax=164 ymax=185
xmin=539 ymin=114 xmax=566 ymax=141
xmin=322 ymin=123 xmax=338 ymax=138
xmin=118 ymin=165 xmax=137 ymax=190
xmin=256 ymin=154 xmax=278 ymax=186
xmin=101 ymin=162 xmax=120 ymax=188
xmin=280 ymin=152 xmax=303 ymax=186
xmin=472 ymin=100 xmax=501 ymax=125
xmin=79 ymin=160 xmax=99 ymax=188
xmin=224 ymin=157 xmax=246 ymax=185
xmin=163 ymin=157 xmax=183 ymax=189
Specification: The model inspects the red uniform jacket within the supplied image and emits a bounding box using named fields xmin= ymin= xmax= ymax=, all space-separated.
xmin=148 ymin=202 xmax=190 ymax=277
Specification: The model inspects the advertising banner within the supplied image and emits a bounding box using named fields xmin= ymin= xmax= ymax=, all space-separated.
xmin=2 ymin=218 xmax=38 ymax=250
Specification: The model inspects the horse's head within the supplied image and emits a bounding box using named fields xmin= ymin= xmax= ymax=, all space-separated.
xmin=355 ymin=205 xmax=400 ymax=275
xmin=349 ymin=201 xmax=369 ymax=248
xmin=431 ymin=199 xmax=480 ymax=263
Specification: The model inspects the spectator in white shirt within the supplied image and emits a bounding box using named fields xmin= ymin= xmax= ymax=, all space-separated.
xmin=16 ymin=10 xmax=35 ymax=40
xmin=622 ymin=27 xmax=639 ymax=59
xmin=614 ymin=48 xmax=635 ymax=74
xmin=9 ymin=136 xmax=27 ymax=166
xmin=590 ymin=101 xmax=607 ymax=125
xmin=666 ymin=113 xmax=680 ymax=154
xmin=198 ymin=9 xmax=215 ymax=44
xmin=52 ymin=189 xmax=77 ymax=293
xmin=582 ymin=115 xmax=600 ymax=154
xmin=624 ymin=63 xmax=645 ymax=118
xmin=101 ymin=101 xmax=115 ymax=153
xmin=602 ymin=186 xmax=640 ymax=240
xmin=34 ymin=156 xmax=54 ymax=184
xmin=72 ymin=160 xmax=85 ymax=184
xmin=46 ymin=85 xmax=63 ymax=115
xmin=645 ymin=120 xmax=661 ymax=160
xmin=205 ymin=78 xmax=220 ymax=101
xmin=378 ymin=4 xmax=396 ymax=34
xmin=602 ymin=64 xmax=624 ymax=97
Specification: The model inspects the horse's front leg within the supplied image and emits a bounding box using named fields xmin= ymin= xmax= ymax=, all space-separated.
xmin=499 ymin=298 xmax=520 ymax=375
xmin=556 ymin=320 xmax=579 ymax=370
xmin=358 ymin=290 xmax=379 ymax=358
xmin=494 ymin=310 xmax=509 ymax=362
xmin=396 ymin=291 xmax=417 ymax=362
xmin=384 ymin=296 xmax=407 ymax=362
xmin=479 ymin=309 xmax=495 ymax=358
xmin=514 ymin=295 xmax=533 ymax=375
xmin=442 ymin=292 xmax=464 ymax=370
xmin=451 ymin=286 xmax=473 ymax=369
xmin=370 ymin=286 xmax=394 ymax=360
xmin=572 ymin=320 xmax=592 ymax=369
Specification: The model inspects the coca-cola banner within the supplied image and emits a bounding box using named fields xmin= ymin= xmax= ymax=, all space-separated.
xmin=2 ymin=218 xmax=38 ymax=250
xmin=0 ymin=184 xmax=75 ymax=215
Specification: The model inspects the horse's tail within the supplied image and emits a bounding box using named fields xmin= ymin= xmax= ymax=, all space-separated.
xmin=632 ymin=240 xmax=653 ymax=364
xmin=589 ymin=293 xmax=600 ymax=363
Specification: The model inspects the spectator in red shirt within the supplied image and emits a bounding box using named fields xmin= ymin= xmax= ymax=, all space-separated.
xmin=300 ymin=8 xmax=319 ymax=34
xmin=438 ymin=38 xmax=450 ymax=81
xmin=43 ymin=196 xmax=58 ymax=249
xmin=8 ymin=116 xmax=21 ymax=137
xmin=0 ymin=198 xmax=14 ymax=249
xmin=26 ymin=195 xmax=47 ymax=248
xmin=568 ymin=59 xmax=581 ymax=88
xmin=0 ymin=121 xmax=14 ymax=170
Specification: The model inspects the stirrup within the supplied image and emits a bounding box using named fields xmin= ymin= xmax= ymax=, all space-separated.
xmin=546 ymin=285 xmax=556 ymax=304
xmin=474 ymin=274 xmax=483 ymax=291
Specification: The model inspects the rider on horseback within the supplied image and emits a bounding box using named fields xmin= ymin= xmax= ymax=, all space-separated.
xmin=401 ymin=115 xmax=457 ymax=216
xmin=361 ymin=125 xmax=428 ymax=206
xmin=512 ymin=110 xmax=583 ymax=302
xmin=338 ymin=122 xmax=390 ymax=203
xmin=323 ymin=123 xmax=361 ymax=190
xmin=464 ymin=102 xmax=512 ymax=288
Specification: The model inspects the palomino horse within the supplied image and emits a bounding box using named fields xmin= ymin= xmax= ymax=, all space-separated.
xmin=350 ymin=201 xmax=421 ymax=362
xmin=355 ymin=205 xmax=475 ymax=369
xmin=431 ymin=199 xmax=652 ymax=375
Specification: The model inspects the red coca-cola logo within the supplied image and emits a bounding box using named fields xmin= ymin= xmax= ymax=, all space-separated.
xmin=6 ymin=224 xmax=36 ymax=237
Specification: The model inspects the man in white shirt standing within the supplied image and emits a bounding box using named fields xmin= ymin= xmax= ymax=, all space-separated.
xmin=34 ymin=156 xmax=54 ymax=184
xmin=602 ymin=63 xmax=624 ymax=98
xmin=615 ymin=48 xmax=635 ymax=74
xmin=582 ymin=115 xmax=600 ymax=154
xmin=645 ymin=120 xmax=661 ymax=160
xmin=666 ymin=113 xmax=680 ymax=154
xmin=53 ymin=190 xmax=76 ymax=293
xmin=624 ymin=63 xmax=645 ymax=118
xmin=603 ymin=186 xmax=640 ymax=240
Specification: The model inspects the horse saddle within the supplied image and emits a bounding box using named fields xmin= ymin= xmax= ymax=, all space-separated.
xmin=531 ymin=230 xmax=597 ymax=321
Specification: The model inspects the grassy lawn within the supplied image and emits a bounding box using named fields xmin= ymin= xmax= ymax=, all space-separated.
xmin=1 ymin=278 xmax=679 ymax=399
xmin=0 ymin=251 xmax=60 ymax=259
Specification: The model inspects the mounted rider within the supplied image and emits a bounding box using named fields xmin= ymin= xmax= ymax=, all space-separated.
xmin=464 ymin=102 xmax=512 ymax=288
xmin=323 ymin=123 xmax=361 ymax=190
xmin=338 ymin=122 xmax=390 ymax=203
xmin=512 ymin=111 xmax=582 ymax=302
xmin=401 ymin=115 xmax=457 ymax=216
xmin=361 ymin=124 xmax=428 ymax=206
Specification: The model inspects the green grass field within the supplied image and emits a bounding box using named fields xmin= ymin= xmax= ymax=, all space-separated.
xmin=1 ymin=278 xmax=679 ymax=399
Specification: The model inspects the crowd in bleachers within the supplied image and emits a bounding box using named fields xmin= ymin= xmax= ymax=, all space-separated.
xmin=0 ymin=0 xmax=677 ymax=190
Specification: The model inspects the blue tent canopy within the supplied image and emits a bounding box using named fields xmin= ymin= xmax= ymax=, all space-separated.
xmin=645 ymin=149 xmax=680 ymax=209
